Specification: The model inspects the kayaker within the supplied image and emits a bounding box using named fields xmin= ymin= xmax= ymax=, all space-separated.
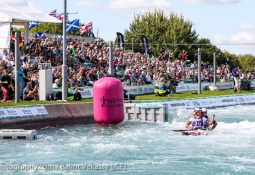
xmin=201 ymin=108 xmax=217 ymax=130
xmin=185 ymin=108 xmax=215 ymax=130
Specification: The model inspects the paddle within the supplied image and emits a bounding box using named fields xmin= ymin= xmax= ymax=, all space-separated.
xmin=171 ymin=129 xmax=189 ymax=132
xmin=171 ymin=128 xmax=207 ymax=132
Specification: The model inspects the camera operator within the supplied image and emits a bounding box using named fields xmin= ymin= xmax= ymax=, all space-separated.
xmin=165 ymin=72 xmax=178 ymax=94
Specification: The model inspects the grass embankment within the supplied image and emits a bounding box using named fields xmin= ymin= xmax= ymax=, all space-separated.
xmin=1 ymin=89 xmax=254 ymax=107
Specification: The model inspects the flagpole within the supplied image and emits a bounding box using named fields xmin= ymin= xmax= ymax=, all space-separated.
xmin=62 ymin=0 xmax=67 ymax=101
xmin=15 ymin=32 xmax=20 ymax=103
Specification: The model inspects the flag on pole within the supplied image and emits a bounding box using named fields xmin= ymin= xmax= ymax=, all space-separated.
xmin=11 ymin=31 xmax=23 ymax=47
xmin=34 ymin=32 xmax=46 ymax=40
xmin=49 ymin=9 xmax=57 ymax=17
xmin=116 ymin=32 xmax=125 ymax=50
xmin=58 ymin=35 xmax=63 ymax=41
xmin=66 ymin=19 xmax=80 ymax=32
xmin=141 ymin=35 xmax=149 ymax=54
xmin=29 ymin=21 xmax=39 ymax=30
xmin=80 ymin=22 xmax=93 ymax=35
xmin=56 ymin=13 xmax=69 ymax=21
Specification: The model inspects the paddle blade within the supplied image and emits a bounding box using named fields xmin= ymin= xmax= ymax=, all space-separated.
xmin=171 ymin=129 xmax=189 ymax=132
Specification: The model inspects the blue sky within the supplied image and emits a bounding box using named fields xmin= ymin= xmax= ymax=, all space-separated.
xmin=2 ymin=0 xmax=255 ymax=55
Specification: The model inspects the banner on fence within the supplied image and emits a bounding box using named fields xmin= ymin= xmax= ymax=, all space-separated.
xmin=135 ymin=95 xmax=255 ymax=110
xmin=51 ymin=81 xmax=246 ymax=99
xmin=0 ymin=106 xmax=48 ymax=119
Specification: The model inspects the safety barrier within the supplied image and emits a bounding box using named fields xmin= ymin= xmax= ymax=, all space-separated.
xmin=134 ymin=94 xmax=255 ymax=110
xmin=52 ymin=81 xmax=237 ymax=99
xmin=124 ymin=103 xmax=168 ymax=122
xmin=0 ymin=129 xmax=37 ymax=140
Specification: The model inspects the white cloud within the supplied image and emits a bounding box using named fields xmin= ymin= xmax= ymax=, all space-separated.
xmin=212 ymin=32 xmax=255 ymax=55
xmin=108 ymin=0 xmax=151 ymax=9
xmin=107 ymin=0 xmax=171 ymax=10
xmin=77 ymin=0 xmax=101 ymax=8
xmin=234 ymin=23 xmax=253 ymax=31
xmin=153 ymin=0 xmax=171 ymax=8
xmin=185 ymin=0 xmax=240 ymax=4
xmin=0 ymin=0 xmax=28 ymax=5
xmin=213 ymin=32 xmax=255 ymax=44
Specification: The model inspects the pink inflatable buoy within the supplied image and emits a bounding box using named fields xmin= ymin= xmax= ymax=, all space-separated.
xmin=93 ymin=77 xmax=124 ymax=124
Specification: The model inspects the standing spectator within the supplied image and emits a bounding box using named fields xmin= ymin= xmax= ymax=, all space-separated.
xmin=8 ymin=73 xmax=15 ymax=100
xmin=22 ymin=63 xmax=31 ymax=92
xmin=194 ymin=53 xmax=198 ymax=63
xmin=147 ymin=48 xmax=153 ymax=58
xmin=0 ymin=69 xmax=10 ymax=102
xmin=16 ymin=60 xmax=24 ymax=100
xmin=181 ymin=50 xmax=187 ymax=61
xmin=2 ymin=49 xmax=9 ymax=61
xmin=232 ymin=65 xmax=241 ymax=92
xmin=169 ymin=50 xmax=173 ymax=62
xmin=226 ymin=57 xmax=230 ymax=70
xmin=220 ymin=67 xmax=226 ymax=82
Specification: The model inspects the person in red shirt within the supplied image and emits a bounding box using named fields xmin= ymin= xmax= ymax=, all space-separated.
xmin=181 ymin=50 xmax=187 ymax=61
xmin=0 ymin=69 xmax=10 ymax=102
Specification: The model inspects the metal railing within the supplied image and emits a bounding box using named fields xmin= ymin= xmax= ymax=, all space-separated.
xmin=38 ymin=63 xmax=52 ymax=70
xmin=29 ymin=33 xmax=95 ymax=43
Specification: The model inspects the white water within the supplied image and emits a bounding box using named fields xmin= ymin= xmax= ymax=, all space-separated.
xmin=0 ymin=105 xmax=255 ymax=175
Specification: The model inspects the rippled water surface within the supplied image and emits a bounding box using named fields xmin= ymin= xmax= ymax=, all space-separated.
xmin=1 ymin=105 xmax=255 ymax=175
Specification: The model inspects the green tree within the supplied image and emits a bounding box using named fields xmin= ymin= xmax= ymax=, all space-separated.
xmin=237 ymin=54 xmax=255 ymax=71
xmin=190 ymin=38 xmax=229 ymax=65
xmin=222 ymin=51 xmax=239 ymax=70
xmin=123 ymin=8 xmax=199 ymax=58
xmin=12 ymin=27 xmax=24 ymax=32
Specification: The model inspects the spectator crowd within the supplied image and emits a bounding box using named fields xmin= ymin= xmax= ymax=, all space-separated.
xmin=0 ymin=35 xmax=254 ymax=102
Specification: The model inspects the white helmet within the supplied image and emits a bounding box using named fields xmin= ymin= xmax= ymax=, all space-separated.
xmin=194 ymin=107 xmax=200 ymax=112
xmin=202 ymin=108 xmax=207 ymax=112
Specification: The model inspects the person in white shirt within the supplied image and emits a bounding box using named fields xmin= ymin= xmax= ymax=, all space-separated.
xmin=2 ymin=49 xmax=9 ymax=61
xmin=145 ymin=72 xmax=153 ymax=84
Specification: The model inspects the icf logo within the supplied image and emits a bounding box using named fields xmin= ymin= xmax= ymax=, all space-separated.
xmin=37 ymin=108 xmax=47 ymax=113
xmin=0 ymin=110 xmax=6 ymax=116
xmin=7 ymin=110 xmax=17 ymax=115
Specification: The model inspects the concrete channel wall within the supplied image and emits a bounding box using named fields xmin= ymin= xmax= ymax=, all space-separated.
xmin=0 ymin=103 xmax=95 ymax=130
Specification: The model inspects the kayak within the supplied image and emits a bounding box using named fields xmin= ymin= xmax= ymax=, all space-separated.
xmin=182 ymin=129 xmax=210 ymax=136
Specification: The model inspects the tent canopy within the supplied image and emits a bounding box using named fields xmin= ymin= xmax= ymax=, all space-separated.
xmin=0 ymin=3 xmax=62 ymax=50
xmin=0 ymin=3 xmax=61 ymax=23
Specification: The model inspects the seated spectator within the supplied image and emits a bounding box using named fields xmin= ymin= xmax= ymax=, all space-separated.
xmin=139 ymin=71 xmax=151 ymax=84
xmin=158 ymin=78 xmax=167 ymax=96
xmin=87 ymin=69 xmax=96 ymax=86
xmin=67 ymin=83 xmax=81 ymax=101
xmin=53 ymin=79 xmax=61 ymax=88
xmin=23 ymin=82 xmax=39 ymax=101
xmin=117 ymin=71 xmax=125 ymax=82
xmin=145 ymin=72 xmax=153 ymax=84
xmin=131 ymin=71 xmax=142 ymax=85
